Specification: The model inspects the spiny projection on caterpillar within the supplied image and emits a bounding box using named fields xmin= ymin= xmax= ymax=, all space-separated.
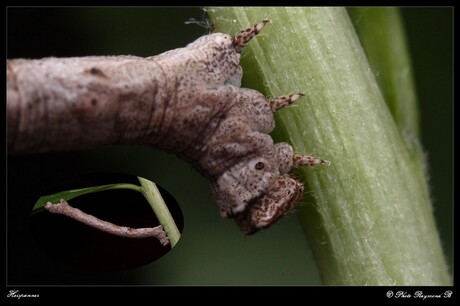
xmin=7 ymin=20 xmax=325 ymax=234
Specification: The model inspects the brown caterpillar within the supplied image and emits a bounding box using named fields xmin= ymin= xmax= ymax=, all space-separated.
xmin=7 ymin=20 xmax=325 ymax=234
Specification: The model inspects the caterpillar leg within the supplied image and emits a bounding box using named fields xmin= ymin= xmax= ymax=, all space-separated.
xmin=268 ymin=93 xmax=305 ymax=112
xmin=233 ymin=20 xmax=269 ymax=53
xmin=293 ymin=153 xmax=327 ymax=167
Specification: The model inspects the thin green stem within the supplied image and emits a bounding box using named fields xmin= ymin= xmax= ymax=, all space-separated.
xmin=138 ymin=177 xmax=181 ymax=247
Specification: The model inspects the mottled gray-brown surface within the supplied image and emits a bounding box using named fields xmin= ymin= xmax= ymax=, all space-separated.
xmin=7 ymin=21 xmax=324 ymax=234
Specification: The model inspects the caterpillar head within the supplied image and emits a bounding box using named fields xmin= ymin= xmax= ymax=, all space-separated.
xmin=209 ymin=153 xmax=304 ymax=234
xmin=208 ymin=139 xmax=306 ymax=234
xmin=234 ymin=175 xmax=304 ymax=235
xmin=210 ymin=155 xmax=280 ymax=219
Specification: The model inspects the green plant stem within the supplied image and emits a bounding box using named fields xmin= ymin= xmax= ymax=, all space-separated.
xmin=347 ymin=7 xmax=420 ymax=138
xmin=138 ymin=177 xmax=180 ymax=247
xmin=206 ymin=7 xmax=450 ymax=285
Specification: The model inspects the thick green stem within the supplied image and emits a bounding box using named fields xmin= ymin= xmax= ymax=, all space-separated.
xmin=347 ymin=7 xmax=420 ymax=138
xmin=206 ymin=7 xmax=450 ymax=285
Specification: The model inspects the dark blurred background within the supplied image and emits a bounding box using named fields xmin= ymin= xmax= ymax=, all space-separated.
xmin=6 ymin=7 xmax=452 ymax=285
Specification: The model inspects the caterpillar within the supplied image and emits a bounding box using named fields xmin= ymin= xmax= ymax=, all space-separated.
xmin=7 ymin=20 xmax=325 ymax=234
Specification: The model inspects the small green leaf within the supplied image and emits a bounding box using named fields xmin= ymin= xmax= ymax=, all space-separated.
xmin=32 ymin=183 xmax=142 ymax=215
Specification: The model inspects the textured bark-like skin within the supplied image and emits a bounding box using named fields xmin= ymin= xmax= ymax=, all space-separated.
xmin=7 ymin=22 xmax=324 ymax=233
xmin=7 ymin=34 xmax=243 ymax=156
xmin=45 ymin=200 xmax=169 ymax=246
